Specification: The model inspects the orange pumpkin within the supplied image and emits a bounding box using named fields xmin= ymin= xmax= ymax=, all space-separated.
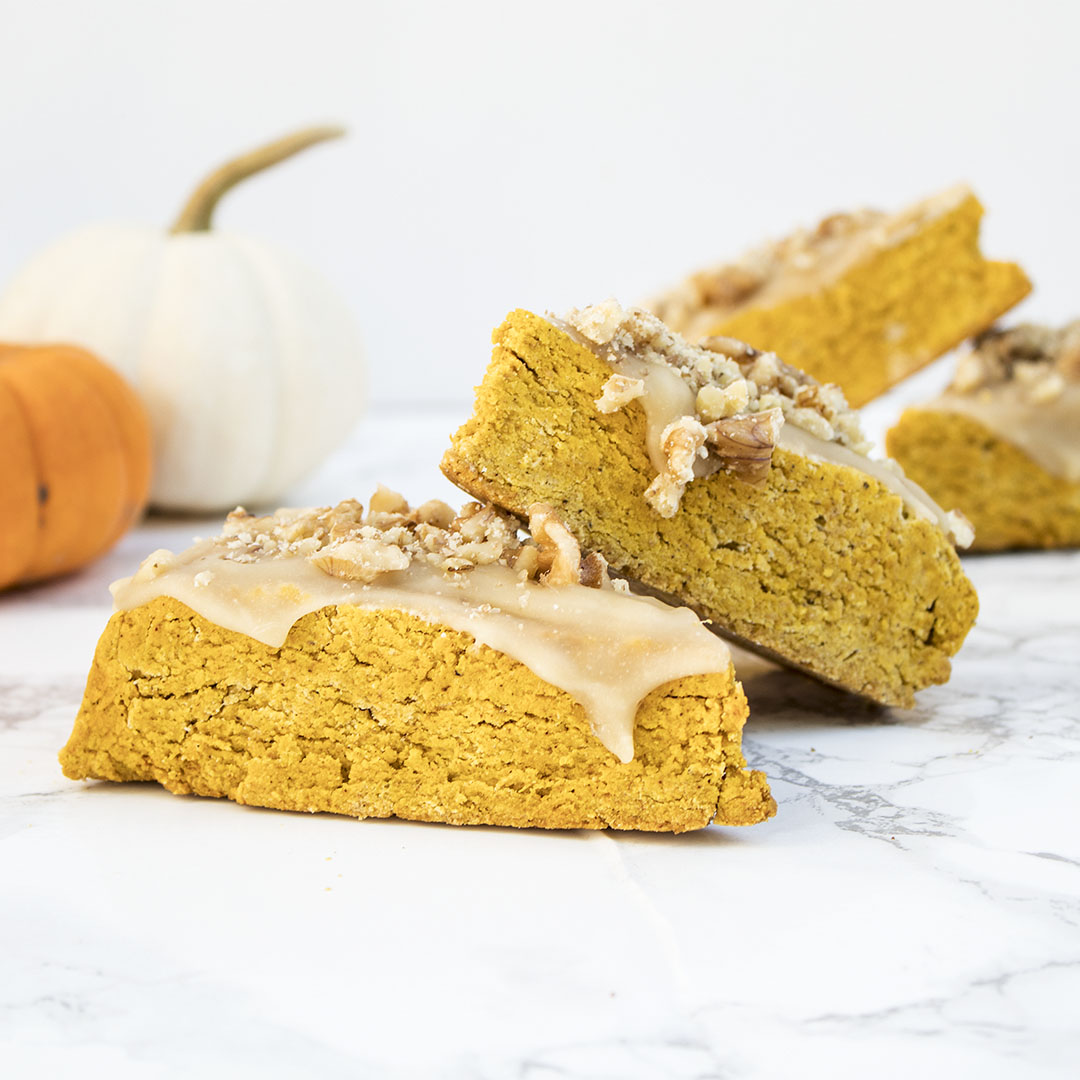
xmin=0 ymin=344 xmax=152 ymax=588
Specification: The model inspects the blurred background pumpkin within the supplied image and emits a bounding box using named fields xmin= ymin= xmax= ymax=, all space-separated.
xmin=0 ymin=343 xmax=152 ymax=589
xmin=0 ymin=126 xmax=364 ymax=513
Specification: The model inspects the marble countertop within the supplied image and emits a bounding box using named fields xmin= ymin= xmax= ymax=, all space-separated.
xmin=2 ymin=407 xmax=1078 ymax=1080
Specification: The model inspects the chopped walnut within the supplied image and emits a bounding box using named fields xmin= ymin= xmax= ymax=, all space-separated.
xmin=1059 ymin=324 xmax=1080 ymax=381
xmin=368 ymin=485 xmax=409 ymax=515
xmin=566 ymin=299 xmax=870 ymax=515
xmin=646 ymin=206 xmax=887 ymax=336
xmin=566 ymin=301 xmax=867 ymax=456
xmin=414 ymin=499 xmax=456 ymax=528
xmin=644 ymin=416 xmax=708 ymax=518
xmin=310 ymin=539 xmax=410 ymax=583
xmin=1025 ymin=369 xmax=1066 ymax=405
xmin=141 ymin=492 xmax=623 ymax=597
xmin=566 ymin=297 xmax=625 ymax=346
xmin=528 ymin=503 xmax=582 ymax=586
xmin=215 ymin=491 xmax=527 ymax=582
xmin=131 ymin=549 xmax=176 ymax=583
xmin=692 ymin=263 xmax=763 ymax=308
xmin=696 ymin=379 xmax=749 ymax=422
xmin=644 ymin=189 xmax=974 ymax=341
xmin=596 ymin=373 xmax=645 ymax=414
xmin=699 ymin=336 xmax=760 ymax=363
xmin=704 ymin=408 xmax=784 ymax=487
xmin=746 ymin=351 xmax=782 ymax=390
xmin=955 ymin=321 xmax=1080 ymax=400
xmin=945 ymin=511 xmax=975 ymax=550
xmin=579 ymin=551 xmax=612 ymax=589
xmin=511 ymin=544 xmax=540 ymax=578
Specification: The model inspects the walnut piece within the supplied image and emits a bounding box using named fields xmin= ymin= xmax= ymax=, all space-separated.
xmin=528 ymin=503 xmax=582 ymax=586
xmin=310 ymin=539 xmax=410 ymax=583
xmin=945 ymin=511 xmax=975 ymax=550
xmin=704 ymin=408 xmax=785 ymax=487
xmin=696 ymin=379 xmax=749 ymax=422
xmin=566 ymin=297 xmax=625 ymax=346
xmin=579 ymin=551 xmax=612 ymax=590
xmin=692 ymin=263 xmax=763 ymax=308
xmin=699 ymin=336 xmax=761 ymax=363
xmin=525 ymin=504 xmax=623 ymax=590
xmin=596 ymin=373 xmax=646 ymax=414
xmin=131 ymin=549 xmax=176 ymax=583
xmin=570 ymin=301 xmax=868 ymax=458
xmin=1058 ymin=324 xmax=1080 ymax=381
xmin=571 ymin=300 xmax=870 ymax=516
xmin=368 ymin=485 xmax=409 ymax=515
xmin=155 ymin=491 xmax=623 ymax=596
xmin=955 ymin=321 xmax=1080 ymax=399
xmin=217 ymin=491 xmax=525 ymax=581
xmin=644 ymin=417 xmax=708 ymax=518
xmin=646 ymin=199 xmax=907 ymax=338
xmin=414 ymin=499 xmax=456 ymax=528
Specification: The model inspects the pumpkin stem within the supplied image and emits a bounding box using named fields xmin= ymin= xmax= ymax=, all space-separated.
xmin=169 ymin=125 xmax=346 ymax=234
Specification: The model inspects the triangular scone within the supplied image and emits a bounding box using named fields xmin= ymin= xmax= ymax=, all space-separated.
xmin=60 ymin=493 xmax=774 ymax=833
xmin=887 ymin=322 xmax=1080 ymax=551
xmin=647 ymin=185 xmax=1030 ymax=407
xmin=442 ymin=302 xmax=979 ymax=707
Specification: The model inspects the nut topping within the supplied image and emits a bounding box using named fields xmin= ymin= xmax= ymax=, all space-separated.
xmin=527 ymin=503 xmax=583 ymax=586
xmin=567 ymin=300 xmax=868 ymax=514
xmin=211 ymin=492 xmax=618 ymax=592
xmin=644 ymin=416 xmax=708 ymax=518
xmin=954 ymin=321 xmax=1080 ymax=401
xmin=704 ymin=408 xmax=785 ymax=487
xmin=595 ymin=373 xmax=646 ymax=415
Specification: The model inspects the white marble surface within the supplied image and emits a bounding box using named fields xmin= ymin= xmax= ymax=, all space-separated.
xmin=2 ymin=408 xmax=1079 ymax=1080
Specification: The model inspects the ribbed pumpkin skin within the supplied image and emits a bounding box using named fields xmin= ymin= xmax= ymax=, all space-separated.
xmin=0 ymin=344 xmax=152 ymax=589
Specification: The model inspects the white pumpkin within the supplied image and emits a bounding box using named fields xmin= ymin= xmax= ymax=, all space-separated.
xmin=0 ymin=127 xmax=364 ymax=512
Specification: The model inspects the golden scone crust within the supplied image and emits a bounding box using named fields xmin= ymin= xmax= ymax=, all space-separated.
xmin=655 ymin=191 xmax=1030 ymax=408
xmin=443 ymin=311 xmax=978 ymax=707
xmin=887 ymin=408 xmax=1080 ymax=552
xmin=60 ymin=597 xmax=775 ymax=832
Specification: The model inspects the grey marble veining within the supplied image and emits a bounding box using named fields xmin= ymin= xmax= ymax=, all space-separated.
xmin=1 ymin=412 xmax=1078 ymax=1080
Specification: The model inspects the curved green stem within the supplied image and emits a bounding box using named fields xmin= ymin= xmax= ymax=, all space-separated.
xmin=170 ymin=125 xmax=346 ymax=234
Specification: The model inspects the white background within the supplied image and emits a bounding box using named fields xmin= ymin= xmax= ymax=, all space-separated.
xmin=0 ymin=0 xmax=1077 ymax=407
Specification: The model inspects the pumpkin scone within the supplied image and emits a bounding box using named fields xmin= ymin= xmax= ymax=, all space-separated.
xmin=60 ymin=491 xmax=774 ymax=832
xmin=647 ymin=185 xmax=1030 ymax=407
xmin=442 ymin=302 xmax=979 ymax=707
xmin=887 ymin=322 xmax=1080 ymax=551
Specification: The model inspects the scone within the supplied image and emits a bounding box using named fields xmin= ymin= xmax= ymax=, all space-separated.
xmin=443 ymin=302 xmax=979 ymax=707
xmin=60 ymin=491 xmax=774 ymax=832
xmin=887 ymin=322 xmax=1080 ymax=551
xmin=647 ymin=185 xmax=1031 ymax=407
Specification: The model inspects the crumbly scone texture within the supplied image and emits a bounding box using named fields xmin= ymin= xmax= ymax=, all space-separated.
xmin=60 ymin=598 xmax=774 ymax=832
xmin=649 ymin=190 xmax=1030 ymax=408
xmin=443 ymin=311 xmax=979 ymax=706
xmin=887 ymin=408 xmax=1080 ymax=552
